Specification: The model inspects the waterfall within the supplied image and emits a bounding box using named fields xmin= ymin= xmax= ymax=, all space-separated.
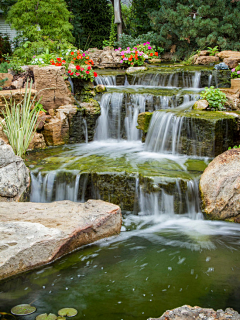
xmin=145 ymin=111 xmax=185 ymax=154
xmin=94 ymin=93 xmax=124 ymax=140
xmin=94 ymin=75 xmax=116 ymax=86
xmin=138 ymin=178 xmax=201 ymax=218
xmin=82 ymin=118 xmax=88 ymax=143
xmin=130 ymin=71 xmax=202 ymax=88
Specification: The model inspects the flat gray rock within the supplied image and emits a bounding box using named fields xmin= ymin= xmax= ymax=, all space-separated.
xmin=0 ymin=199 xmax=121 ymax=280
xmin=126 ymin=66 xmax=148 ymax=74
xmin=149 ymin=305 xmax=240 ymax=320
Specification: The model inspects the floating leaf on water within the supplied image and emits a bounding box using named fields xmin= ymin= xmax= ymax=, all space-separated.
xmin=58 ymin=308 xmax=77 ymax=317
xmin=11 ymin=304 xmax=36 ymax=316
xmin=57 ymin=317 xmax=66 ymax=320
xmin=36 ymin=314 xmax=57 ymax=320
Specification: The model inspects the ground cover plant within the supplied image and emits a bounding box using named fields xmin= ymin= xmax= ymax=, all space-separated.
xmin=231 ymin=64 xmax=240 ymax=78
xmin=200 ymin=86 xmax=227 ymax=111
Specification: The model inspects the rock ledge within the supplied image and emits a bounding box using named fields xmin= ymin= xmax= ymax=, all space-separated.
xmin=0 ymin=200 xmax=121 ymax=280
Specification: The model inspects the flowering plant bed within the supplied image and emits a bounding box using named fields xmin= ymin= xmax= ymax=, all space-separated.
xmin=68 ymin=65 xmax=97 ymax=82
xmin=231 ymin=64 xmax=240 ymax=79
xmin=115 ymin=42 xmax=160 ymax=66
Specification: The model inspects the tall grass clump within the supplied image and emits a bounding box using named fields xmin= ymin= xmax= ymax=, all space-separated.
xmin=2 ymin=80 xmax=41 ymax=157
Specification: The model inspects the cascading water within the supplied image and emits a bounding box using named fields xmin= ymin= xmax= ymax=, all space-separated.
xmin=94 ymin=75 xmax=116 ymax=86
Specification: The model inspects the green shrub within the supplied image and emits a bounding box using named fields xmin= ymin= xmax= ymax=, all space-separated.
xmin=1 ymin=80 xmax=41 ymax=157
xmin=228 ymin=145 xmax=240 ymax=150
xmin=0 ymin=61 xmax=10 ymax=73
xmin=200 ymin=86 xmax=227 ymax=111
xmin=0 ymin=33 xmax=12 ymax=63
xmin=207 ymin=46 xmax=219 ymax=56
xmin=231 ymin=64 xmax=240 ymax=79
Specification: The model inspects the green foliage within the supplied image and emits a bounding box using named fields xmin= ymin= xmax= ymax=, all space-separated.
xmin=31 ymin=49 xmax=57 ymax=65
xmin=6 ymin=0 xmax=74 ymax=64
xmin=200 ymin=86 xmax=227 ymax=110
xmin=228 ymin=145 xmax=240 ymax=150
xmin=231 ymin=64 xmax=240 ymax=79
xmin=115 ymin=31 xmax=162 ymax=51
xmin=131 ymin=0 xmax=160 ymax=36
xmin=66 ymin=0 xmax=112 ymax=50
xmin=0 ymin=78 xmax=8 ymax=90
xmin=103 ymin=15 xmax=117 ymax=48
xmin=0 ymin=33 xmax=12 ymax=62
xmin=2 ymin=81 xmax=41 ymax=157
xmin=0 ymin=0 xmax=16 ymax=14
xmin=207 ymin=46 xmax=219 ymax=56
xmin=0 ymin=62 xmax=10 ymax=73
xmin=150 ymin=0 xmax=240 ymax=59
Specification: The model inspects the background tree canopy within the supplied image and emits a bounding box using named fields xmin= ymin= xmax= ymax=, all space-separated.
xmin=66 ymin=0 xmax=112 ymax=50
xmin=149 ymin=0 xmax=240 ymax=58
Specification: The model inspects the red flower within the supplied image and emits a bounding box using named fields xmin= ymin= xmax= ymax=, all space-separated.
xmin=94 ymin=72 xmax=98 ymax=77
xmin=122 ymin=55 xmax=125 ymax=58
xmin=70 ymin=72 xmax=74 ymax=75
xmin=86 ymin=56 xmax=89 ymax=60
xmin=51 ymin=62 xmax=55 ymax=65
xmin=131 ymin=62 xmax=134 ymax=65
xmin=80 ymin=67 xmax=84 ymax=71
xmin=68 ymin=70 xmax=71 ymax=74
xmin=76 ymin=72 xmax=80 ymax=76
xmin=76 ymin=65 xmax=80 ymax=70
xmin=62 ymin=60 xmax=66 ymax=64
xmin=87 ymin=66 xmax=91 ymax=70
xmin=150 ymin=53 xmax=153 ymax=57
xmin=73 ymin=57 xmax=76 ymax=60
xmin=57 ymin=57 xmax=61 ymax=62
xmin=86 ymin=71 xmax=90 ymax=74
xmin=70 ymin=52 xmax=74 ymax=55
xmin=155 ymin=52 xmax=158 ymax=56
xmin=77 ymin=50 xmax=80 ymax=54
xmin=135 ymin=51 xmax=138 ymax=54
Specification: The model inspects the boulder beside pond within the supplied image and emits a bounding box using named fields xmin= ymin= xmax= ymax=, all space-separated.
xmin=200 ymin=148 xmax=240 ymax=222
xmin=148 ymin=305 xmax=240 ymax=320
xmin=0 ymin=199 xmax=122 ymax=280
xmin=0 ymin=139 xmax=30 ymax=202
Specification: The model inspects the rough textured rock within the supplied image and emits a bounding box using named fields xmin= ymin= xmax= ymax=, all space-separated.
xmin=194 ymin=56 xmax=219 ymax=65
xmin=148 ymin=305 xmax=240 ymax=320
xmin=95 ymin=84 xmax=106 ymax=93
xmin=200 ymin=149 xmax=240 ymax=222
xmin=28 ymin=132 xmax=46 ymax=150
xmin=88 ymin=48 xmax=122 ymax=68
xmin=231 ymin=79 xmax=240 ymax=90
xmin=43 ymin=117 xmax=69 ymax=146
xmin=0 ymin=89 xmax=37 ymax=113
xmin=199 ymin=50 xmax=209 ymax=56
xmin=0 ymin=199 xmax=122 ymax=280
xmin=33 ymin=66 xmax=74 ymax=111
xmin=148 ymin=58 xmax=161 ymax=64
xmin=0 ymin=139 xmax=30 ymax=201
xmin=217 ymin=50 xmax=240 ymax=60
xmin=0 ymin=118 xmax=8 ymax=144
xmin=221 ymin=88 xmax=240 ymax=111
xmin=36 ymin=111 xmax=49 ymax=130
xmin=0 ymin=73 xmax=13 ymax=87
xmin=11 ymin=77 xmax=24 ymax=89
xmin=193 ymin=99 xmax=209 ymax=110
xmin=126 ymin=66 xmax=148 ymax=74
xmin=223 ymin=57 xmax=240 ymax=69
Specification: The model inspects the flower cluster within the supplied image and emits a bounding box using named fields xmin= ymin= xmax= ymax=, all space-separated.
xmin=231 ymin=64 xmax=240 ymax=79
xmin=68 ymin=65 xmax=98 ymax=82
xmin=66 ymin=49 xmax=94 ymax=67
xmin=50 ymin=57 xmax=66 ymax=66
xmin=115 ymin=42 xmax=160 ymax=66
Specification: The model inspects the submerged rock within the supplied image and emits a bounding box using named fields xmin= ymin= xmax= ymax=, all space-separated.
xmin=200 ymin=148 xmax=240 ymax=222
xmin=0 ymin=139 xmax=30 ymax=201
xmin=148 ymin=305 xmax=240 ymax=320
xmin=0 ymin=199 xmax=122 ymax=280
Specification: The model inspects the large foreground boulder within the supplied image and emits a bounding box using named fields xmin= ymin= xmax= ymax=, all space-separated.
xmin=200 ymin=149 xmax=240 ymax=222
xmin=0 ymin=199 xmax=121 ymax=280
xmin=0 ymin=139 xmax=30 ymax=201
xmin=148 ymin=305 xmax=240 ymax=320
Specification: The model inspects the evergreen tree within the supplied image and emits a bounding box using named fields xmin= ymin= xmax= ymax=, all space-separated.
xmin=7 ymin=0 xmax=74 ymax=43
xmin=66 ymin=0 xmax=112 ymax=49
xmin=150 ymin=0 xmax=240 ymax=58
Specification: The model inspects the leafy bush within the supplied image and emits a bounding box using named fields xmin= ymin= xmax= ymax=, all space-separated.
xmin=231 ymin=64 xmax=240 ymax=79
xmin=200 ymin=86 xmax=227 ymax=111
xmin=0 ymin=61 xmax=10 ymax=73
xmin=1 ymin=80 xmax=41 ymax=157
xmin=68 ymin=65 xmax=98 ymax=82
xmin=150 ymin=0 xmax=240 ymax=59
xmin=228 ymin=145 xmax=240 ymax=150
xmin=115 ymin=32 xmax=163 ymax=50
xmin=207 ymin=46 xmax=219 ymax=56
xmin=0 ymin=33 xmax=12 ymax=63
xmin=103 ymin=15 xmax=117 ymax=48
xmin=66 ymin=0 xmax=112 ymax=49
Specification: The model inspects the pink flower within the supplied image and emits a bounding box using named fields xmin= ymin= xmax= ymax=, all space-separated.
xmin=232 ymin=68 xmax=236 ymax=72
xmin=148 ymin=46 xmax=152 ymax=50
xmin=120 ymin=60 xmax=123 ymax=63
xmin=146 ymin=42 xmax=150 ymax=44
xmin=115 ymin=49 xmax=118 ymax=51
xmin=80 ymin=68 xmax=84 ymax=71
xmin=82 ymin=53 xmax=85 ymax=57
xmin=118 ymin=47 xmax=121 ymax=50
xmin=143 ymin=43 xmax=146 ymax=46
xmin=76 ymin=72 xmax=80 ymax=76
xmin=237 ymin=71 xmax=240 ymax=74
